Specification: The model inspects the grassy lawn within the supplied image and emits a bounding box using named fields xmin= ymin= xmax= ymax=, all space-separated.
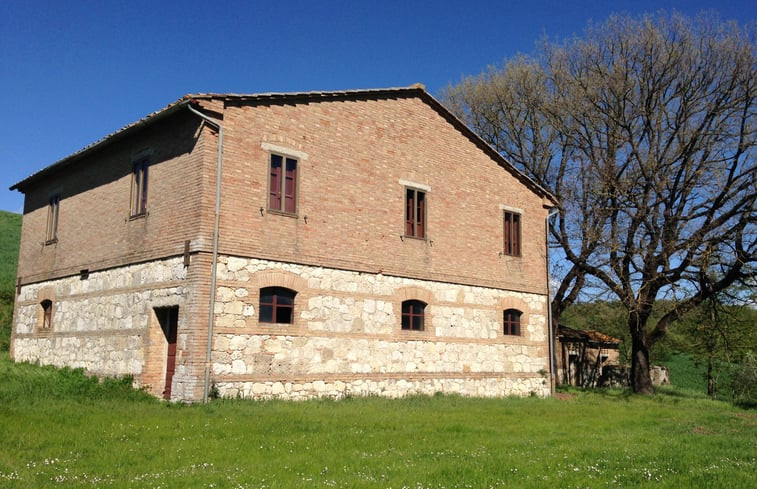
xmin=0 ymin=210 xmax=21 ymax=350
xmin=1 ymin=354 xmax=755 ymax=488
xmin=0 ymin=210 xmax=21 ymax=291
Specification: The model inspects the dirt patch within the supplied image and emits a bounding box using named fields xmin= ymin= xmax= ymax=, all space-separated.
xmin=554 ymin=392 xmax=576 ymax=401
xmin=692 ymin=426 xmax=715 ymax=435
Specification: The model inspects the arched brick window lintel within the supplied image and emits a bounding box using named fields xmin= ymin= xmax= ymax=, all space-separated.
xmin=498 ymin=296 xmax=530 ymax=337
xmin=251 ymin=269 xmax=308 ymax=292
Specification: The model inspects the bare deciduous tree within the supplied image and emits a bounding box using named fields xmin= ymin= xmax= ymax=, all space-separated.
xmin=443 ymin=12 xmax=757 ymax=394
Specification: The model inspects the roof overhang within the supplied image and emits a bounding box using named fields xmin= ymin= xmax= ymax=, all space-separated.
xmin=10 ymin=85 xmax=559 ymax=206
xmin=10 ymin=98 xmax=192 ymax=193
xmin=557 ymin=324 xmax=622 ymax=348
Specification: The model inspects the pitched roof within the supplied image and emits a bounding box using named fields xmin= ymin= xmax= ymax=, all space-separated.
xmin=10 ymin=85 xmax=558 ymax=205
xmin=557 ymin=325 xmax=622 ymax=347
xmin=9 ymin=97 xmax=192 ymax=192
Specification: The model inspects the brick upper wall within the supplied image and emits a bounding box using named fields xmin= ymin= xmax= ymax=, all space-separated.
xmin=16 ymin=112 xmax=211 ymax=282
xmin=211 ymin=95 xmax=550 ymax=294
xmin=16 ymin=93 xmax=551 ymax=295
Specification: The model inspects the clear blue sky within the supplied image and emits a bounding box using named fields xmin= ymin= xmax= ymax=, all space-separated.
xmin=2 ymin=0 xmax=755 ymax=213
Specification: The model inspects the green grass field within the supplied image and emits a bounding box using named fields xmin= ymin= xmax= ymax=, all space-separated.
xmin=0 ymin=210 xmax=21 ymax=291
xmin=1 ymin=354 xmax=754 ymax=489
xmin=0 ymin=210 xmax=21 ymax=351
xmin=0 ymin=210 xmax=753 ymax=487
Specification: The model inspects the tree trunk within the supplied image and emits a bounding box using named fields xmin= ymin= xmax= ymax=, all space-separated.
xmin=707 ymin=357 xmax=715 ymax=398
xmin=630 ymin=327 xmax=654 ymax=394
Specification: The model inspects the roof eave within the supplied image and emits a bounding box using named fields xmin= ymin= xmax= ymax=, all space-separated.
xmin=10 ymin=98 xmax=192 ymax=193
xmin=188 ymin=88 xmax=558 ymax=206
xmin=10 ymin=85 xmax=559 ymax=207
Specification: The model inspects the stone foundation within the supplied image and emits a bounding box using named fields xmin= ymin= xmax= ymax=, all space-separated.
xmin=12 ymin=257 xmax=190 ymax=397
xmin=210 ymin=256 xmax=551 ymax=399
xmin=215 ymin=375 xmax=547 ymax=401
xmin=11 ymin=254 xmax=552 ymax=401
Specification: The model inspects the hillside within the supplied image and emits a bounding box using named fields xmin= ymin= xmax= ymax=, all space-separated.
xmin=0 ymin=210 xmax=21 ymax=290
xmin=0 ymin=210 xmax=21 ymax=351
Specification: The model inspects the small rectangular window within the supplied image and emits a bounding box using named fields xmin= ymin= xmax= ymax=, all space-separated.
xmin=131 ymin=158 xmax=149 ymax=217
xmin=269 ymin=154 xmax=298 ymax=214
xmin=259 ymin=287 xmax=296 ymax=324
xmin=45 ymin=195 xmax=60 ymax=243
xmin=503 ymin=309 xmax=521 ymax=336
xmin=405 ymin=188 xmax=426 ymax=238
xmin=40 ymin=299 xmax=53 ymax=330
xmin=401 ymin=300 xmax=426 ymax=331
xmin=503 ymin=211 xmax=521 ymax=256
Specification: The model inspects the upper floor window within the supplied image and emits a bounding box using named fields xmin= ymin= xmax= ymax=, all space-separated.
xmin=40 ymin=299 xmax=53 ymax=330
xmin=45 ymin=194 xmax=60 ymax=244
xmin=503 ymin=211 xmax=521 ymax=256
xmin=405 ymin=188 xmax=426 ymax=238
xmin=131 ymin=158 xmax=149 ymax=217
xmin=401 ymin=299 xmax=426 ymax=331
xmin=259 ymin=287 xmax=296 ymax=324
xmin=269 ymin=154 xmax=298 ymax=214
xmin=504 ymin=309 xmax=522 ymax=336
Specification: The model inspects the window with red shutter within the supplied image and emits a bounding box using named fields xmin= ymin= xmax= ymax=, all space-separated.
xmin=268 ymin=153 xmax=297 ymax=214
xmin=503 ymin=211 xmax=521 ymax=256
xmin=405 ymin=188 xmax=426 ymax=238
xmin=284 ymin=157 xmax=297 ymax=213
xmin=45 ymin=194 xmax=60 ymax=244
xmin=269 ymin=154 xmax=282 ymax=210
xmin=131 ymin=158 xmax=149 ymax=217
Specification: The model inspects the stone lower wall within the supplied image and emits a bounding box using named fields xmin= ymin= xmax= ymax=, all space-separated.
xmin=12 ymin=257 xmax=190 ymax=395
xmin=211 ymin=256 xmax=551 ymax=399
xmin=11 ymin=254 xmax=551 ymax=401
xmin=217 ymin=376 xmax=548 ymax=401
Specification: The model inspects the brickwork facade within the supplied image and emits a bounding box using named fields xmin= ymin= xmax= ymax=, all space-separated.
xmin=11 ymin=87 xmax=556 ymax=401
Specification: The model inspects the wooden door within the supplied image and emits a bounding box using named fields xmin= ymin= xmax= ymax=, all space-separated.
xmin=158 ymin=307 xmax=179 ymax=400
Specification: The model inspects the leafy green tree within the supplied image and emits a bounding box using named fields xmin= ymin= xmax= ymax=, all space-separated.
xmin=671 ymin=292 xmax=757 ymax=398
xmin=442 ymin=12 xmax=757 ymax=394
xmin=730 ymin=351 xmax=757 ymax=406
xmin=0 ymin=289 xmax=13 ymax=352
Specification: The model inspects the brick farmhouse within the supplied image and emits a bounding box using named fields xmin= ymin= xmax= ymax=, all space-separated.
xmin=10 ymin=85 xmax=558 ymax=401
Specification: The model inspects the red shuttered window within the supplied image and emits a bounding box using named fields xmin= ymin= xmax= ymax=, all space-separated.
xmin=405 ymin=188 xmax=426 ymax=239
xmin=503 ymin=211 xmax=521 ymax=256
xmin=269 ymin=154 xmax=298 ymax=214
xmin=131 ymin=158 xmax=149 ymax=217
xmin=45 ymin=194 xmax=60 ymax=243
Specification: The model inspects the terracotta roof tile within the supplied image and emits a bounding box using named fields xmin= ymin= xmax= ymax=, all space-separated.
xmin=558 ymin=325 xmax=622 ymax=345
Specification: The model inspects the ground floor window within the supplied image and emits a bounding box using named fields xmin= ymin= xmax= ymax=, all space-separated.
xmin=503 ymin=309 xmax=521 ymax=335
xmin=401 ymin=300 xmax=426 ymax=331
xmin=259 ymin=287 xmax=296 ymax=324
xmin=40 ymin=299 xmax=53 ymax=330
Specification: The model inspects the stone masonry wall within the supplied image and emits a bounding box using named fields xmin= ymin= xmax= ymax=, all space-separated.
xmin=211 ymin=256 xmax=550 ymax=400
xmin=12 ymin=257 xmax=190 ymax=396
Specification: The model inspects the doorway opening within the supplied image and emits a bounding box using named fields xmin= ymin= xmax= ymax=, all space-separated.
xmin=155 ymin=306 xmax=179 ymax=400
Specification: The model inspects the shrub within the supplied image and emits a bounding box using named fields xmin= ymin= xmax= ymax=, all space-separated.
xmin=0 ymin=288 xmax=13 ymax=352
xmin=730 ymin=351 xmax=757 ymax=407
